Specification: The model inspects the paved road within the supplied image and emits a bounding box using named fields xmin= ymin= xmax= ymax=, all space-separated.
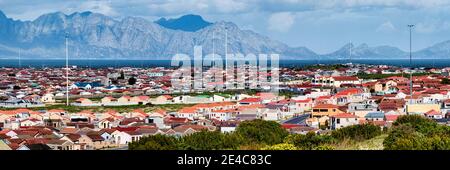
xmin=282 ymin=113 xmax=311 ymax=125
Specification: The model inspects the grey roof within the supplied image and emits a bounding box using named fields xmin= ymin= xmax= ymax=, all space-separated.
xmin=365 ymin=112 xmax=385 ymax=118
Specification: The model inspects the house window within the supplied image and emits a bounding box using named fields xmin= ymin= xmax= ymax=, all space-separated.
xmin=336 ymin=119 xmax=340 ymax=124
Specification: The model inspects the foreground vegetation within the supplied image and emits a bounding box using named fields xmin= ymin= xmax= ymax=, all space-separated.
xmin=129 ymin=115 xmax=450 ymax=150
xmin=383 ymin=115 xmax=450 ymax=150
xmin=129 ymin=120 xmax=383 ymax=150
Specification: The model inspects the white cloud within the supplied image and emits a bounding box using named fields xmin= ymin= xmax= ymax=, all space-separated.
xmin=145 ymin=0 xmax=250 ymax=16
xmin=79 ymin=0 xmax=118 ymax=16
xmin=262 ymin=0 xmax=450 ymax=11
xmin=268 ymin=12 xmax=295 ymax=32
xmin=415 ymin=20 xmax=450 ymax=34
xmin=376 ymin=21 xmax=396 ymax=32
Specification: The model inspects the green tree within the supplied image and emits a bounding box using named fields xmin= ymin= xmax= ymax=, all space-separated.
xmin=128 ymin=77 xmax=137 ymax=85
xmin=235 ymin=119 xmax=289 ymax=145
xmin=119 ymin=71 xmax=125 ymax=79
xmin=442 ymin=78 xmax=450 ymax=84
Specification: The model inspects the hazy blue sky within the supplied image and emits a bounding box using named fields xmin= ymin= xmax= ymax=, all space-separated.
xmin=1 ymin=0 xmax=450 ymax=54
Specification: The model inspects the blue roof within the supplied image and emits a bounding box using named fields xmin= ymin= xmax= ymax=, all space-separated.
xmin=365 ymin=112 xmax=385 ymax=118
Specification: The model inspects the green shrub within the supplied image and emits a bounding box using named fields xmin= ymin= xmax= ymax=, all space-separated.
xmin=285 ymin=132 xmax=335 ymax=150
xmin=331 ymin=124 xmax=382 ymax=141
xmin=235 ymin=119 xmax=289 ymax=145
xmin=383 ymin=115 xmax=450 ymax=150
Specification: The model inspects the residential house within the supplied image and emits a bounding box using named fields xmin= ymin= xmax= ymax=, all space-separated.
xmin=406 ymin=103 xmax=441 ymax=115
xmin=424 ymin=109 xmax=443 ymax=119
xmin=330 ymin=113 xmax=359 ymax=130
xmin=177 ymin=107 xmax=201 ymax=120
xmin=365 ymin=112 xmax=385 ymax=121
xmin=312 ymin=104 xmax=344 ymax=118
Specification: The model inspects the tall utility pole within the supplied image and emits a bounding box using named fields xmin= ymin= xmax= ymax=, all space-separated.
xmin=225 ymin=29 xmax=228 ymax=69
xmin=18 ymin=48 xmax=21 ymax=68
xmin=65 ymin=33 xmax=69 ymax=106
xmin=408 ymin=24 xmax=414 ymax=105
xmin=349 ymin=42 xmax=352 ymax=64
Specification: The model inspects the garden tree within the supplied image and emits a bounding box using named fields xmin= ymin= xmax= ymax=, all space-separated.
xmin=235 ymin=119 xmax=289 ymax=145
xmin=119 ymin=70 xmax=125 ymax=79
xmin=284 ymin=132 xmax=335 ymax=150
xmin=128 ymin=134 xmax=181 ymax=150
xmin=0 ymin=95 xmax=8 ymax=101
xmin=383 ymin=115 xmax=450 ymax=150
xmin=13 ymin=85 xmax=20 ymax=90
xmin=442 ymin=78 xmax=450 ymax=84
xmin=128 ymin=77 xmax=137 ymax=85
xmin=331 ymin=124 xmax=382 ymax=141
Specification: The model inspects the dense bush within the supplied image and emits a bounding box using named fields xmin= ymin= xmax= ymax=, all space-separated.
xmin=180 ymin=130 xmax=243 ymax=150
xmin=331 ymin=124 xmax=382 ymax=141
xmin=235 ymin=119 xmax=289 ymax=145
xmin=130 ymin=120 xmax=385 ymax=150
xmin=383 ymin=115 xmax=450 ymax=150
xmin=261 ymin=143 xmax=298 ymax=150
xmin=128 ymin=134 xmax=181 ymax=150
xmin=284 ymin=132 xmax=335 ymax=150
xmin=130 ymin=119 xmax=288 ymax=150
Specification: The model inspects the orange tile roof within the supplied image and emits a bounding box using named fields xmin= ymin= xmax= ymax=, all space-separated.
xmin=178 ymin=107 xmax=198 ymax=114
xmin=424 ymin=109 xmax=441 ymax=116
xmin=336 ymin=88 xmax=362 ymax=96
xmin=313 ymin=104 xmax=338 ymax=109
xmin=332 ymin=113 xmax=357 ymax=118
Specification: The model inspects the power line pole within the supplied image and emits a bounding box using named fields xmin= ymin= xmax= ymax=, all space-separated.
xmin=408 ymin=24 xmax=414 ymax=105
xmin=18 ymin=48 xmax=21 ymax=68
xmin=65 ymin=33 xmax=69 ymax=106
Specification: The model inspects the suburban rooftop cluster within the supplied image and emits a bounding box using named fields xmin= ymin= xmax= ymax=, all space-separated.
xmin=1 ymin=63 xmax=450 ymax=150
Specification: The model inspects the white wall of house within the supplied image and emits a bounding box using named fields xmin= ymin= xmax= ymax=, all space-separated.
xmin=113 ymin=131 xmax=132 ymax=145
xmin=330 ymin=117 xmax=359 ymax=130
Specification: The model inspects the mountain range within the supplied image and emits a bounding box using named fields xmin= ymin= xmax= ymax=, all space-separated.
xmin=0 ymin=10 xmax=449 ymax=60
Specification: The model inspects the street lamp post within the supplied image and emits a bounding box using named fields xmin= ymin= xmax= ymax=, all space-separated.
xmin=408 ymin=24 xmax=414 ymax=106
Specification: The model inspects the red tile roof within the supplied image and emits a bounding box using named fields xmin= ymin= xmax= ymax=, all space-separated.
xmin=385 ymin=115 xmax=400 ymax=122
xmin=239 ymin=98 xmax=262 ymax=103
xmin=424 ymin=109 xmax=441 ymax=116
xmin=333 ymin=76 xmax=359 ymax=81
